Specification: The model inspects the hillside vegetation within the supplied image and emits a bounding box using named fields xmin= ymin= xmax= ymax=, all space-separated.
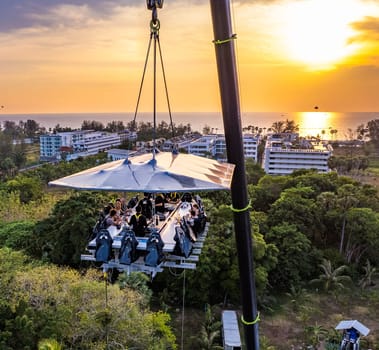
xmin=0 ymin=156 xmax=379 ymax=349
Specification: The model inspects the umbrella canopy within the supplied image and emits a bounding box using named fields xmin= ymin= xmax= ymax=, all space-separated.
xmin=49 ymin=152 xmax=235 ymax=193
xmin=335 ymin=320 xmax=370 ymax=336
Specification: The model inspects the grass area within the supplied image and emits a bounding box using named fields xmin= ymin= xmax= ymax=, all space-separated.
xmin=168 ymin=281 xmax=379 ymax=349
xmin=259 ymin=282 xmax=379 ymax=349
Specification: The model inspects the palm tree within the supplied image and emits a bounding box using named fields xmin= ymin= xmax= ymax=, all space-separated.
xmin=305 ymin=322 xmax=328 ymax=349
xmin=359 ymin=259 xmax=377 ymax=290
xmin=271 ymin=121 xmax=285 ymax=133
xmin=193 ymin=304 xmax=223 ymax=350
xmin=286 ymin=285 xmax=310 ymax=312
xmin=38 ymin=339 xmax=62 ymax=350
xmin=310 ymin=259 xmax=351 ymax=292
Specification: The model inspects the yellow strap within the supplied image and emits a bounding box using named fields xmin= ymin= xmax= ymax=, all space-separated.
xmin=230 ymin=200 xmax=252 ymax=213
xmin=213 ymin=33 xmax=237 ymax=45
xmin=241 ymin=312 xmax=260 ymax=325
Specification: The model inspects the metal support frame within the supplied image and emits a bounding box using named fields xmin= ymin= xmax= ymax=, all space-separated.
xmin=210 ymin=1 xmax=260 ymax=349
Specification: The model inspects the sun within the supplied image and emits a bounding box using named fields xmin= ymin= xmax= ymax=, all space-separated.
xmin=281 ymin=0 xmax=363 ymax=69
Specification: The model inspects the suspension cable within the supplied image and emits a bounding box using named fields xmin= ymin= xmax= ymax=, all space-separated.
xmin=132 ymin=1 xmax=176 ymax=152
xmin=157 ymin=36 xmax=175 ymax=138
xmin=133 ymin=35 xmax=153 ymax=130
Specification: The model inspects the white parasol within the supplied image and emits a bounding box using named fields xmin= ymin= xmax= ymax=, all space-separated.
xmin=49 ymin=151 xmax=235 ymax=193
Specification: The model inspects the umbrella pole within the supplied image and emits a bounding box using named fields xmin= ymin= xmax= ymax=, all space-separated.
xmin=209 ymin=1 xmax=260 ymax=349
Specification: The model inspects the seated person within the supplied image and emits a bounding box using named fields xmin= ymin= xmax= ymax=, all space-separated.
xmin=138 ymin=192 xmax=153 ymax=219
xmin=105 ymin=209 xmax=122 ymax=229
xmin=127 ymin=195 xmax=139 ymax=209
xmin=166 ymin=192 xmax=180 ymax=204
xmin=347 ymin=328 xmax=359 ymax=343
xmin=341 ymin=328 xmax=360 ymax=350
xmin=154 ymin=193 xmax=166 ymax=214
xmin=129 ymin=205 xmax=148 ymax=236
xmin=192 ymin=203 xmax=200 ymax=216
xmin=181 ymin=192 xmax=192 ymax=203
xmin=114 ymin=198 xmax=125 ymax=217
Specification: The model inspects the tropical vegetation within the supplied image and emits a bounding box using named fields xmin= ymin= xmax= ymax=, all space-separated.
xmin=0 ymin=118 xmax=379 ymax=348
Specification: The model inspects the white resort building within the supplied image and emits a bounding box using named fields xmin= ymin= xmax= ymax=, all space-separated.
xmin=40 ymin=130 xmax=122 ymax=161
xmin=262 ymin=134 xmax=333 ymax=175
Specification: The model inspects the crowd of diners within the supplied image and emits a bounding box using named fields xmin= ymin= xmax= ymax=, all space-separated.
xmin=95 ymin=192 xmax=205 ymax=239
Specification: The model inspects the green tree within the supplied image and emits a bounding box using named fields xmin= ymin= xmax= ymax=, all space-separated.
xmin=266 ymin=223 xmax=316 ymax=291
xmin=344 ymin=207 xmax=379 ymax=263
xmin=5 ymin=175 xmax=43 ymax=203
xmin=0 ymin=220 xmax=36 ymax=250
xmin=245 ymin=159 xmax=265 ymax=185
xmin=32 ymin=191 xmax=109 ymax=266
xmin=310 ymin=259 xmax=351 ymax=292
xmin=23 ymin=119 xmax=40 ymax=138
xmin=267 ymin=186 xmax=319 ymax=239
xmin=81 ymin=120 xmax=104 ymax=131
xmin=12 ymin=149 xmax=27 ymax=168
xmin=0 ymin=252 xmax=176 ymax=349
xmin=250 ymin=175 xmax=289 ymax=212
xmin=366 ymin=119 xmax=379 ymax=146
xmin=335 ymin=184 xmax=359 ymax=254
xmin=105 ymin=120 xmax=125 ymax=132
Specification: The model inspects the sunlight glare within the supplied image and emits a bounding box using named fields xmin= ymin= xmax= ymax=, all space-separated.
xmin=282 ymin=0 xmax=363 ymax=69
xmin=298 ymin=112 xmax=331 ymax=138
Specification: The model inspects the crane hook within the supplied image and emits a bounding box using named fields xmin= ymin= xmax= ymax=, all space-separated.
xmin=147 ymin=0 xmax=163 ymax=26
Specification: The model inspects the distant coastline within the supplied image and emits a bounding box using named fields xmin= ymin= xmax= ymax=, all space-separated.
xmin=1 ymin=111 xmax=378 ymax=139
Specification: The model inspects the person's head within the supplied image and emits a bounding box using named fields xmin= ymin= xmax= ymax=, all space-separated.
xmin=193 ymin=203 xmax=199 ymax=210
xmin=115 ymin=198 xmax=122 ymax=209
xmin=136 ymin=205 xmax=142 ymax=214
xmin=110 ymin=209 xmax=117 ymax=217
xmin=190 ymin=209 xmax=196 ymax=217
xmin=103 ymin=205 xmax=112 ymax=215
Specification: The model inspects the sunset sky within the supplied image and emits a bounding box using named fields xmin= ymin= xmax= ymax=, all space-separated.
xmin=0 ymin=0 xmax=378 ymax=114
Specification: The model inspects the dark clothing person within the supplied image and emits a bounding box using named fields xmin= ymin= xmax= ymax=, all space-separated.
xmin=138 ymin=194 xmax=153 ymax=219
xmin=129 ymin=210 xmax=148 ymax=236
xmin=154 ymin=194 xmax=166 ymax=213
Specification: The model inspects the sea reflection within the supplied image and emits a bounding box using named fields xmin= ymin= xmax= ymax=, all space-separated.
xmin=295 ymin=112 xmax=338 ymax=139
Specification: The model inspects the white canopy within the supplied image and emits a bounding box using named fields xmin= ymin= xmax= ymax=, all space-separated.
xmin=335 ymin=320 xmax=370 ymax=336
xmin=49 ymin=152 xmax=235 ymax=193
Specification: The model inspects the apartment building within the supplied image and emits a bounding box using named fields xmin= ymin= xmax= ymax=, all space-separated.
xmin=262 ymin=134 xmax=332 ymax=175
xmin=40 ymin=134 xmax=62 ymax=161
xmin=40 ymin=130 xmax=122 ymax=161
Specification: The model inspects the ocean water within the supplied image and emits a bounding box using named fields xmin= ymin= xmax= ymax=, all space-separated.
xmin=1 ymin=111 xmax=378 ymax=139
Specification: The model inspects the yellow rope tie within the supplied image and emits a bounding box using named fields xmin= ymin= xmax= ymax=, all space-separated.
xmin=241 ymin=312 xmax=260 ymax=326
xmin=213 ymin=33 xmax=237 ymax=45
xmin=230 ymin=199 xmax=252 ymax=213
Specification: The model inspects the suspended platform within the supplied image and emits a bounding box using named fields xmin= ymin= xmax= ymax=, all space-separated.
xmin=81 ymin=223 xmax=209 ymax=277
xmin=81 ymin=199 xmax=209 ymax=277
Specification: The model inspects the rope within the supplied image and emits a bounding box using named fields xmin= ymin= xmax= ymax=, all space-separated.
xmin=181 ymin=270 xmax=186 ymax=350
xmin=229 ymin=200 xmax=252 ymax=213
xmin=104 ymin=269 xmax=109 ymax=349
xmin=213 ymin=33 xmax=237 ymax=45
xmin=241 ymin=312 xmax=260 ymax=325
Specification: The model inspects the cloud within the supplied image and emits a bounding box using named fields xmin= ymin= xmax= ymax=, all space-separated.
xmin=351 ymin=16 xmax=379 ymax=40
xmin=0 ymin=1 xmax=141 ymax=32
